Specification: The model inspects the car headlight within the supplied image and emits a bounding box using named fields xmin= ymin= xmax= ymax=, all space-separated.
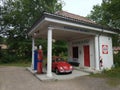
xmin=70 ymin=66 xmax=73 ymax=69
xmin=60 ymin=67 xmax=63 ymax=70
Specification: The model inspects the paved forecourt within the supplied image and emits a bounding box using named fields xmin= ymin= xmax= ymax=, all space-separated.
xmin=27 ymin=67 xmax=89 ymax=81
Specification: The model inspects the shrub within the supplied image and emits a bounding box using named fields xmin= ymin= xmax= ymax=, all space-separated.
xmin=114 ymin=52 xmax=120 ymax=67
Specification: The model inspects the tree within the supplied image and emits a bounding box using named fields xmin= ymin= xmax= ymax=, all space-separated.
xmin=87 ymin=5 xmax=108 ymax=26
xmin=0 ymin=0 xmax=63 ymax=63
xmin=0 ymin=36 xmax=3 ymax=43
xmin=104 ymin=0 xmax=120 ymax=29
xmin=87 ymin=0 xmax=120 ymax=46
xmin=53 ymin=40 xmax=67 ymax=56
xmin=88 ymin=0 xmax=120 ymax=27
xmin=87 ymin=0 xmax=120 ymax=67
xmin=0 ymin=0 xmax=5 ymax=35
xmin=2 ymin=0 xmax=63 ymax=36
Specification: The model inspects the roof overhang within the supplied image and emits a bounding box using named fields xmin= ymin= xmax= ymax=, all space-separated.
xmin=28 ymin=12 xmax=118 ymax=40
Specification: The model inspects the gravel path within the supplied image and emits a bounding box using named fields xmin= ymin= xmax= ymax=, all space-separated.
xmin=0 ymin=66 xmax=120 ymax=90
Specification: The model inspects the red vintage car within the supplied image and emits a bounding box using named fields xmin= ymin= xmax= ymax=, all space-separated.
xmin=52 ymin=57 xmax=73 ymax=74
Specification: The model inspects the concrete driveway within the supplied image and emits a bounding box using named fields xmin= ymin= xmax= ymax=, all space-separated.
xmin=27 ymin=67 xmax=89 ymax=80
xmin=0 ymin=66 xmax=120 ymax=90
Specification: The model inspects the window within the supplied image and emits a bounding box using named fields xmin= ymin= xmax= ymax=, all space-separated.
xmin=72 ymin=47 xmax=78 ymax=58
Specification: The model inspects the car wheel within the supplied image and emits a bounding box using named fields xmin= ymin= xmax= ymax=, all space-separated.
xmin=69 ymin=71 xmax=72 ymax=74
xmin=55 ymin=69 xmax=59 ymax=75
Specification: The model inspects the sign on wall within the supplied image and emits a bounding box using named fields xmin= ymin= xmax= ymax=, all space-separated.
xmin=102 ymin=45 xmax=108 ymax=54
xmin=72 ymin=39 xmax=89 ymax=45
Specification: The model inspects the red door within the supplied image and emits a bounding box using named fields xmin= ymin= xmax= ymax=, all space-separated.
xmin=84 ymin=45 xmax=90 ymax=67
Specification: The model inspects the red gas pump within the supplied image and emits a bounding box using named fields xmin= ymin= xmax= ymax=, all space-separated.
xmin=37 ymin=45 xmax=43 ymax=74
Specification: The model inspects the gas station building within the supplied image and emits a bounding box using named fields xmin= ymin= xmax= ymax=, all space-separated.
xmin=28 ymin=11 xmax=118 ymax=77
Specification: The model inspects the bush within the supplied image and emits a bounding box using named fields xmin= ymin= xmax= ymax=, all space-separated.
xmin=0 ymin=49 xmax=31 ymax=64
xmin=114 ymin=52 xmax=120 ymax=67
xmin=0 ymin=50 xmax=17 ymax=63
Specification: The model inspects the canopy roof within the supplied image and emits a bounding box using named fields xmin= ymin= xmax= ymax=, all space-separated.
xmin=28 ymin=11 xmax=119 ymax=40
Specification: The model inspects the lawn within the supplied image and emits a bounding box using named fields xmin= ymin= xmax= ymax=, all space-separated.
xmin=0 ymin=62 xmax=31 ymax=67
xmin=91 ymin=67 xmax=120 ymax=86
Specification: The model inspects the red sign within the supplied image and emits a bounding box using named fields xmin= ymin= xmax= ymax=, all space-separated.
xmin=102 ymin=45 xmax=108 ymax=54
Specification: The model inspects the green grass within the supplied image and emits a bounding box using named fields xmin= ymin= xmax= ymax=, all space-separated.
xmin=0 ymin=62 xmax=31 ymax=67
xmin=0 ymin=58 xmax=47 ymax=67
xmin=91 ymin=67 xmax=120 ymax=86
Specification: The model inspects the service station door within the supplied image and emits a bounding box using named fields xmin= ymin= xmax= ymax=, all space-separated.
xmin=83 ymin=45 xmax=90 ymax=67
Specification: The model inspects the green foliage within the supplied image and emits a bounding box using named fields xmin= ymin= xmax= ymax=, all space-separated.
xmin=102 ymin=67 xmax=120 ymax=86
xmin=1 ymin=0 xmax=63 ymax=35
xmin=0 ymin=0 xmax=63 ymax=63
xmin=1 ymin=51 xmax=18 ymax=63
xmin=112 ymin=34 xmax=120 ymax=46
xmin=0 ymin=36 xmax=3 ymax=43
xmin=87 ymin=0 xmax=120 ymax=29
xmin=114 ymin=52 xmax=120 ymax=67
xmin=34 ymin=38 xmax=47 ymax=56
xmin=87 ymin=5 xmax=108 ymax=26
xmin=0 ymin=36 xmax=4 ymax=61
xmin=0 ymin=62 xmax=31 ymax=67
xmin=53 ymin=40 xmax=67 ymax=56
xmin=87 ymin=0 xmax=120 ymax=67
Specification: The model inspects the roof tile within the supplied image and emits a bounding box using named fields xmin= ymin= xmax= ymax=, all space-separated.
xmin=55 ymin=11 xmax=96 ymax=24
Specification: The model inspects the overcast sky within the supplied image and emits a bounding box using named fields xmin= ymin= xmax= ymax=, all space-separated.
xmin=0 ymin=0 xmax=102 ymax=16
xmin=62 ymin=0 xmax=102 ymax=16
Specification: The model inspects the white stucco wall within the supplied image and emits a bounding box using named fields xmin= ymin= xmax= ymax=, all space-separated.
xmin=89 ymin=38 xmax=95 ymax=69
xmin=68 ymin=35 xmax=113 ymax=70
xmin=99 ymin=35 xmax=113 ymax=69
xmin=68 ymin=37 xmax=95 ymax=69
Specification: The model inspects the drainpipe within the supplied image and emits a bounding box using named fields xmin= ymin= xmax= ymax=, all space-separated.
xmin=98 ymin=34 xmax=100 ymax=70
xmin=98 ymin=27 xmax=104 ymax=70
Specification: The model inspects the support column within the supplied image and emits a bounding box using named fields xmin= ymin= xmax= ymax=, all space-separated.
xmin=47 ymin=27 xmax=52 ymax=77
xmin=31 ymin=37 xmax=35 ymax=69
xmin=94 ymin=35 xmax=100 ymax=70
xmin=68 ymin=42 xmax=72 ymax=62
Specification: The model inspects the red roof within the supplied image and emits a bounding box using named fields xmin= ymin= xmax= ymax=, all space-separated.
xmin=55 ymin=11 xmax=96 ymax=24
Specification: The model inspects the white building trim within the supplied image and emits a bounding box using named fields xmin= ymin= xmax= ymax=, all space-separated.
xmin=28 ymin=17 xmax=117 ymax=36
xmin=47 ymin=27 xmax=53 ymax=77
xmin=28 ymin=20 xmax=45 ymax=36
xmin=31 ymin=37 xmax=35 ymax=69
xmin=44 ymin=18 xmax=117 ymax=34
xmin=94 ymin=35 xmax=100 ymax=70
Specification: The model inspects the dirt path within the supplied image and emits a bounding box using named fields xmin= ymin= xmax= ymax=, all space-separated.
xmin=0 ymin=66 xmax=120 ymax=90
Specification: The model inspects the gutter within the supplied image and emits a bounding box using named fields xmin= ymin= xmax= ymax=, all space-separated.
xmin=28 ymin=12 xmax=119 ymax=36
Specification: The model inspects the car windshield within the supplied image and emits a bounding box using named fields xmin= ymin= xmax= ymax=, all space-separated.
xmin=56 ymin=58 xmax=64 ymax=62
